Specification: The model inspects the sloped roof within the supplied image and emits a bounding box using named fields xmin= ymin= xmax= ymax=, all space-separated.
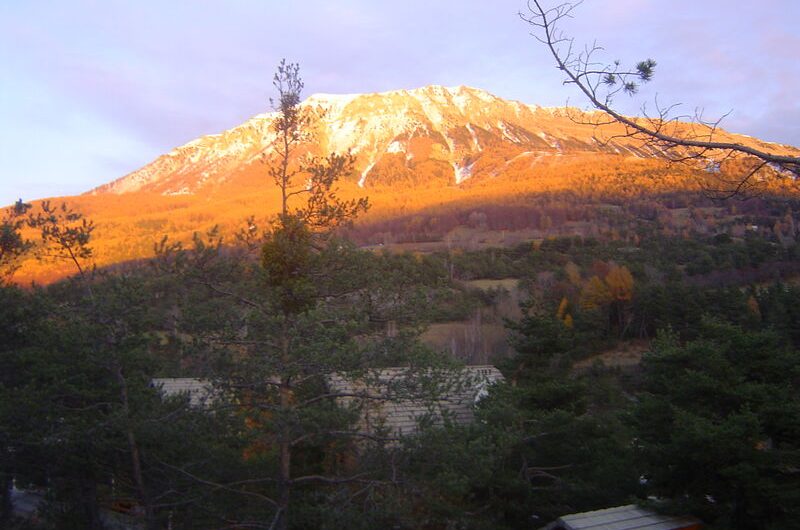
xmin=151 ymin=377 xmax=214 ymax=407
xmin=327 ymin=365 xmax=504 ymax=437
xmin=547 ymin=504 xmax=701 ymax=530
xmin=151 ymin=366 xmax=504 ymax=437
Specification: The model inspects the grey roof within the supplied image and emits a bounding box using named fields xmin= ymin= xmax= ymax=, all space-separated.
xmin=326 ymin=365 xmax=504 ymax=437
xmin=151 ymin=378 xmax=215 ymax=407
xmin=548 ymin=504 xmax=701 ymax=530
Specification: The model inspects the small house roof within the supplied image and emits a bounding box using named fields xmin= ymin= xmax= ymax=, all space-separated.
xmin=151 ymin=377 xmax=214 ymax=407
xmin=326 ymin=365 xmax=504 ymax=437
xmin=151 ymin=365 xmax=505 ymax=437
xmin=546 ymin=504 xmax=701 ymax=530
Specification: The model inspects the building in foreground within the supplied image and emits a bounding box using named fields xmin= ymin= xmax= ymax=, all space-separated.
xmin=152 ymin=365 xmax=504 ymax=438
xmin=542 ymin=504 xmax=701 ymax=530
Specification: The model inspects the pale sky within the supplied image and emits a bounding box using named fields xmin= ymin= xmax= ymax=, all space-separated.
xmin=1 ymin=0 xmax=798 ymax=206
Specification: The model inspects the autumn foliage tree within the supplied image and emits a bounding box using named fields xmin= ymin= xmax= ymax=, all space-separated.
xmin=579 ymin=263 xmax=634 ymax=336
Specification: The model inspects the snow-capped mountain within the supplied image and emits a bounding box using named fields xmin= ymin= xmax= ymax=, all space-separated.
xmin=14 ymin=84 xmax=800 ymax=285
xmin=93 ymin=85 xmax=659 ymax=196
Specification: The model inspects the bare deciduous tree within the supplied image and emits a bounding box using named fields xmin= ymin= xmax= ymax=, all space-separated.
xmin=521 ymin=0 xmax=800 ymax=198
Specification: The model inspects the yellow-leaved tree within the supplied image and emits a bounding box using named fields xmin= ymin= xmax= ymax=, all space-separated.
xmin=605 ymin=264 xmax=634 ymax=302
xmin=580 ymin=263 xmax=635 ymax=336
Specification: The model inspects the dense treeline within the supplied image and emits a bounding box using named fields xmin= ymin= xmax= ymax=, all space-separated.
xmin=5 ymin=57 xmax=800 ymax=528
xmin=4 ymin=72 xmax=800 ymax=528
xmin=347 ymin=189 xmax=800 ymax=249
xmin=404 ymin=229 xmax=800 ymax=528
xmin=11 ymin=153 xmax=800 ymax=285
xmin=3 ymin=205 xmax=800 ymax=528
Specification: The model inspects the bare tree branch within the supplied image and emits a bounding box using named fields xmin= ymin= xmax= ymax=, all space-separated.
xmin=521 ymin=0 xmax=800 ymax=196
xmin=155 ymin=458 xmax=280 ymax=508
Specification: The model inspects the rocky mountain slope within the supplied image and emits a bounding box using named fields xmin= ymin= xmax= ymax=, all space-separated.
xmin=95 ymin=85 xmax=794 ymax=198
xmin=9 ymin=85 xmax=799 ymax=285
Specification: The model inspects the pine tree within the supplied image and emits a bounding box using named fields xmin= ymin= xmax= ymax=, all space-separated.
xmin=632 ymin=320 xmax=800 ymax=529
xmin=156 ymin=61 xmax=453 ymax=530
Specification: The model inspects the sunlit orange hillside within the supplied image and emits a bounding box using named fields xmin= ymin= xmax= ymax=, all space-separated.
xmin=9 ymin=85 xmax=800 ymax=284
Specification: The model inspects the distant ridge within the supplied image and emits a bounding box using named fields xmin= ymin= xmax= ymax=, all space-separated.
xmin=95 ymin=84 xmax=795 ymax=198
xmin=8 ymin=84 xmax=797 ymax=285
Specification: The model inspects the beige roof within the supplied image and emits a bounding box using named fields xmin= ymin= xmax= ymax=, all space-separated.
xmin=546 ymin=504 xmax=701 ymax=530
xmin=152 ymin=365 xmax=504 ymax=438
xmin=326 ymin=365 xmax=504 ymax=438
xmin=151 ymin=378 xmax=215 ymax=407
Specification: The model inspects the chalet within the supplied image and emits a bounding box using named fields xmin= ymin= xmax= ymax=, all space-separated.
xmin=151 ymin=365 xmax=504 ymax=438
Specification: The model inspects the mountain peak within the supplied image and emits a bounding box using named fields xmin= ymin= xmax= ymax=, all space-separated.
xmin=303 ymin=85 xmax=500 ymax=108
xmin=302 ymin=92 xmax=360 ymax=109
xmin=93 ymin=84 xmax=793 ymax=197
xmin=86 ymin=86 xmax=609 ymax=195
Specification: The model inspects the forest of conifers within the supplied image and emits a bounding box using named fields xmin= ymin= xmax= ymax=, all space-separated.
xmin=2 ymin=191 xmax=800 ymax=530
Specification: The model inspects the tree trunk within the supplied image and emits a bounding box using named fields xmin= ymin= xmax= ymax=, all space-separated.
xmin=79 ymin=473 xmax=103 ymax=530
xmin=275 ymin=332 xmax=292 ymax=530
xmin=276 ymin=430 xmax=291 ymax=530
xmin=0 ymin=470 xmax=12 ymax=527
xmin=115 ymin=364 xmax=158 ymax=530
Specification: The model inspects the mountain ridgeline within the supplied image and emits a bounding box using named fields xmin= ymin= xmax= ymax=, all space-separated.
xmin=9 ymin=85 xmax=800 ymax=283
xmin=5 ymin=85 xmax=800 ymax=530
xmin=93 ymin=85 xmax=796 ymax=196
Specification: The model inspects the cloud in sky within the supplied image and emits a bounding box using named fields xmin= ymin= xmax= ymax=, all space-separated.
xmin=1 ymin=0 xmax=798 ymax=205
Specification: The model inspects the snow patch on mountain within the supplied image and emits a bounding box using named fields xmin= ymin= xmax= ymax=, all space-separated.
xmin=96 ymin=83 xmax=730 ymax=197
xmin=466 ymin=123 xmax=482 ymax=152
xmin=452 ymin=161 xmax=475 ymax=184
xmin=304 ymin=92 xmax=359 ymax=111
xmin=358 ymin=161 xmax=375 ymax=188
xmin=447 ymin=86 xmax=489 ymax=114
xmin=386 ymin=140 xmax=405 ymax=154
xmin=413 ymin=93 xmax=447 ymax=127
xmin=506 ymin=151 xmax=535 ymax=164
xmin=448 ymin=86 xmax=497 ymax=105
xmin=164 ymin=186 xmax=191 ymax=196
xmin=496 ymin=121 xmax=521 ymax=143
xmin=537 ymin=131 xmax=564 ymax=152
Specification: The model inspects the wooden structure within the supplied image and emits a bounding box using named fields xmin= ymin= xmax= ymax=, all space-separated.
xmin=543 ymin=504 xmax=701 ymax=530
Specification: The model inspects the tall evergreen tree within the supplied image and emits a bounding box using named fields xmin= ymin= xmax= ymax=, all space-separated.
xmin=633 ymin=320 xmax=800 ymax=529
xmin=155 ymin=61 xmax=453 ymax=530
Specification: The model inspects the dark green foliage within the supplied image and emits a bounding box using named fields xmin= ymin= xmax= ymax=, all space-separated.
xmin=506 ymin=313 xmax=574 ymax=376
xmin=396 ymin=336 xmax=639 ymax=529
xmin=391 ymin=300 xmax=640 ymax=529
xmin=439 ymin=246 xmax=530 ymax=281
xmin=5 ymin=177 xmax=800 ymax=530
xmin=261 ymin=214 xmax=316 ymax=313
xmin=149 ymin=89 xmax=453 ymax=528
xmin=0 ymin=285 xmax=40 ymax=526
xmin=757 ymin=283 xmax=800 ymax=349
xmin=632 ymin=321 xmax=800 ymax=529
